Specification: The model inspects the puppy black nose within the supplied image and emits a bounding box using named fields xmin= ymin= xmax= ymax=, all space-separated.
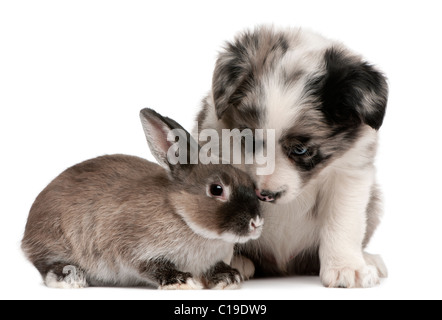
xmin=256 ymin=190 xmax=281 ymax=202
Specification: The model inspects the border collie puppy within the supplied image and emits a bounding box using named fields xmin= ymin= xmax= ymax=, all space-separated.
xmin=196 ymin=26 xmax=388 ymax=288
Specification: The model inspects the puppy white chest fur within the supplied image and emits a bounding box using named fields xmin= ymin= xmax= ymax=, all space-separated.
xmin=258 ymin=183 xmax=320 ymax=270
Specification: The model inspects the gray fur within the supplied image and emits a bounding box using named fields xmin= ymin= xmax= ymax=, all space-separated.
xmin=196 ymin=26 xmax=388 ymax=286
xmin=22 ymin=109 xmax=262 ymax=289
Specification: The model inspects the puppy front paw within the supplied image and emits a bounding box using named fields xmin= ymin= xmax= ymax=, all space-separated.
xmin=320 ymin=264 xmax=380 ymax=288
xmin=231 ymin=255 xmax=255 ymax=280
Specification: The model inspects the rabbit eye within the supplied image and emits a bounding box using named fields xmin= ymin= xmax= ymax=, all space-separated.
xmin=210 ymin=184 xmax=224 ymax=197
xmin=207 ymin=182 xmax=229 ymax=202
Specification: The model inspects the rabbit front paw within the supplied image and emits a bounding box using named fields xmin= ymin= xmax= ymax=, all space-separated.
xmin=158 ymin=271 xmax=204 ymax=290
xmin=204 ymin=261 xmax=243 ymax=290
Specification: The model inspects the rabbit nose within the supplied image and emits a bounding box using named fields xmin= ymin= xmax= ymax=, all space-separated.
xmin=249 ymin=216 xmax=264 ymax=231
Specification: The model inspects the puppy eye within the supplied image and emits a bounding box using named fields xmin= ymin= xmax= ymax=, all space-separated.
xmin=292 ymin=145 xmax=308 ymax=156
xmin=210 ymin=184 xmax=224 ymax=197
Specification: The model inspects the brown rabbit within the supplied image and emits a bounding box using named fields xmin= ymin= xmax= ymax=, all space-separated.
xmin=22 ymin=108 xmax=263 ymax=289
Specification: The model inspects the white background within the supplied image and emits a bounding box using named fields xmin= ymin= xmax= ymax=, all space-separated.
xmin=1 ymin=0 xmax=441 ymax=300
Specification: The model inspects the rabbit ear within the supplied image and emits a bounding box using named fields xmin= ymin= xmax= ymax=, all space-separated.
xmin=140 ymin=108 xmax=199 ymax=173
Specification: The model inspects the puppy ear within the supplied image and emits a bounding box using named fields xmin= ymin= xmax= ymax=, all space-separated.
xmin=212 ymin=46 xmax=250 ymax=119
xmin=212 ymin=27 xmax=290 ymax=120
xmin=140 ymin=108 xmax=199 ymax=173
xmin=318 ymin=48 xmax=388 ymax=130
